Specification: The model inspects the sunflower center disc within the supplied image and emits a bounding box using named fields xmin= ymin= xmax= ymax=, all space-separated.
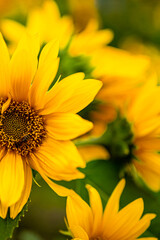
xmin=0 ymin=99 xmax=46 ymax=156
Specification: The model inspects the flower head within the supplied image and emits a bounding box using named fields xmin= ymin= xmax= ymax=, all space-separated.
xmin=66 ymin=179 xmax=157 ymax=240
xmin=89 ymin=75 xmax=160 ymax=191
xmin=0 ymin=33 xmax=102 ymax=219
xmin=126 ymin=76 xmax=160 ymax=191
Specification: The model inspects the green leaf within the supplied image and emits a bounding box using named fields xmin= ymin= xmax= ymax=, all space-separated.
xmin=0 ymin=202 xmax=29 ymax=240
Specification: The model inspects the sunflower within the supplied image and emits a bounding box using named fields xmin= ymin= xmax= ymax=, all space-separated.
xmin=65 ymin=179 xmax=157 ymax=240
xmin=126 ymin=76 xmax=160 ymax=191
xmin=80 ymin=76 xmax=160 ymax=191
xmin=75 ymin=49 xmax=152 ymax=163
xmin=0 ymin=33 xmax=102 ymax=219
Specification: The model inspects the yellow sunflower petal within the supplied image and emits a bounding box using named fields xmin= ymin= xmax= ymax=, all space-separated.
xmin=70 ymin=225 xmax=89 ymax=240
xmin=45 ymin=113 xmax=93 ymax=140
xmin=139 ymin=238 xmax=157 ymax=240
xmin=67 ymin=194 xmax=93 ymax=236
xmin=9 ymin=49 xmax=36 ymax=102
xmin=1 ymin=96 xmax=11 ymax=114
xmin=1 ymin=19 xmax=25 ymax=43
xmin=0 ymin=151 xmax=24 ymax=207
xmin=54 ymin=79 xmax=102 ymax=113
xmin=86 ymin=185 xmax=103 ymax=236
xmin=29 ymin=58 xmax=59 ymax=110
xmin=135 ymin=137 xmax=160 ymax=151
xmin=134 ymin=151 xmax=160 ymax=175
xmin=30 ymin=153 xmax=84 ymax=182
xmin=92 ymin=46 xmax=150 ymax=79
xmin=39 ymin=39 xmax=59 ymax=66
xmin=122 ymin=213 xmax=156 ymax=240
xmin=16 ymin=32 xmax=40 ymax=59
xmin=0 ymin=33 xmax=10 ymax=98
xmin=78 ymin=145 xmax=109 ymax=162
xmin=27 ymin=8 xmax=45 ymax=40
xmin=128 ymin=77 xmax=158 ymax=122
xmin=105 ymin=198 xmax=144 ymax=239
xmin=72 ymin=239 xmax=84 ymax=240
xmin=10 ymin=161 xmax=32 ymax=219
xmin=40 ymin=72 xmax=85 ymax=115
xmin=102 ymin=179 xmax=125 ymax=230
xmin=133 ymin=158 xmax=160 ymax=191
xmin=29 ymin=40 xmax=60 ymax=109
xmin=134 ymin=116 xmax=160 ymax=138
xmin=29 ymin=154 xmax=76 ymax=197
xmin=30 ymin=137 xmax=85 ymax=181
xmin=0 ymin=202 xmax=8 ymax=219
xmin=57 ymin=16 xmax=73 ymax=49
xmin=70 ymin=30 xmax=113 ymax=56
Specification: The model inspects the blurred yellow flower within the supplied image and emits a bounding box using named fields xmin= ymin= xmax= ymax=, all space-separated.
xmin=1 ymin=0 xmax=73 ymax=49
xmin=81 ymin=74 xmax=160 ymax=191
xmin=91 ymin=46 xmax=152 ymax=127
xmin=1 ymin=0 xmax=113 ymax=55
xmin=0 ymin=33 xmax=102 ymax=219
xmin=126 ymin=75 xmax=160 ymax=191
xmin=66 ymin=179 xmax=157 ymax=240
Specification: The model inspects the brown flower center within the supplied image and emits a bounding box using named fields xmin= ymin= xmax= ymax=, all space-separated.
xmin=0 ymin=98 xmax=46 ymax=157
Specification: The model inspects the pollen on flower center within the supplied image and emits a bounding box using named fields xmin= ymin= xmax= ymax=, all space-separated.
xmin=0 ymin=98 xmax=46 ymax=157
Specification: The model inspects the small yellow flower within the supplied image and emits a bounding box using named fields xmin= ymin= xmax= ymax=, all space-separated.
xmin=66 ymin=179 xmax=157 ymax=240
xmin=0 ymin=33 xmax=102 ymax=219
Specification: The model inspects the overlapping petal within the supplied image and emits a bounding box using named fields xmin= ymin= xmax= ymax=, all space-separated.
xmin=0 ymin=151 xmax=24 ymax=208
xmin=29 ymin=40 xmax=59 ymax=109
xmin=0 ymin=33 xmax=10 ymax=98
xmin=86 ymin=185 xmax=103 ymax=236
xmin=9 ymin=33 xmax=39 ymax=102
xmin=40 ymin=76 xmax=102 ymax=115
xmin=39 ymin=72 xmax=85 ymax=115
xmin=29 ymin=137 xmax=85 ymax=181
xmin=67 ymin=194 xmax=93 ymax=235
xmin=66 ymin=179 xmax=156 ymax=240
xmin=45 ymin=113 xmax=93 ymax=140
xmin=10 ymin=161 xmax=32 ymax=219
